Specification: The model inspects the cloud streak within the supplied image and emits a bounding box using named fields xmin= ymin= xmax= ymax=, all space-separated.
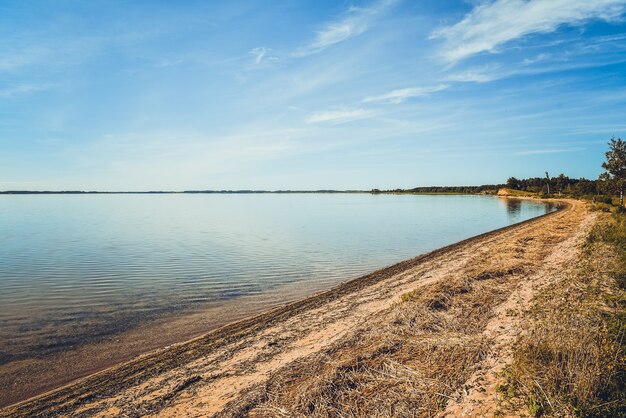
xmin=362 ymin=84 xmax=448 ymax=104
xmin=0 ymin=83 xmax=49 ymax=98
xmin=249 ymin=47 xmax=271 ymax=64
xmin=306 ymin=108 xmax=377 ymax=124
xmin=431 ymin=0 xmax=626 ymax=63
xmin=515 ymin=147 xmax=584 ymax=156
xmin=295 ymin=0 xmax=396 ymax=56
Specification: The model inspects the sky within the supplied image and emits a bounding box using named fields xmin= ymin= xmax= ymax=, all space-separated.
xmin=1 ymin=0 xmax=626 ymax=191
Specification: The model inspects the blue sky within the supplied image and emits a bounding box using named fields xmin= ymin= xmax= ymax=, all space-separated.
xmin=1 ymin=0 xmax=626 ymax=191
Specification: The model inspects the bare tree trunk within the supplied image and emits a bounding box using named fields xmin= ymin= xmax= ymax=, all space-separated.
xmin=620 ymin=188 xmax=624 ymax=207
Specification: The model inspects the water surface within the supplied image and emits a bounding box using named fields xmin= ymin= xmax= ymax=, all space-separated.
xmin=0 ymin=194 xmax=554 ymax=365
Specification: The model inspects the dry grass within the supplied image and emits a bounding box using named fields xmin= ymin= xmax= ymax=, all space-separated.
xmin=498 ymin=188 xmax=539 ymax=198
xmin=214 ymin=204 xmax=585 ymax=418
xmin=218 ymin=267 xmax=526 ymax=418
xmin=501 ymin=213 xmax=626 ymax=417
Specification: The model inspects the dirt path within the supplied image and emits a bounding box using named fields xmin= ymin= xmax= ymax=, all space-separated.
xmin=2 ymin=199 xmax=590 ymax=417
xmin=441 ymin=205 xmax=596 ymax=417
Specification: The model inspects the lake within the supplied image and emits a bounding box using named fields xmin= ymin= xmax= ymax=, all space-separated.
xmin=0 ymin=193 xmax=555 ymax=367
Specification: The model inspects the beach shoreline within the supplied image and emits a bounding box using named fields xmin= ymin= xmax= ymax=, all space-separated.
xmin=2 ymin=198 xmax=585 ymax=417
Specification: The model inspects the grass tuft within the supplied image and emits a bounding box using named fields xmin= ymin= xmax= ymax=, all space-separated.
xmin=504 ymin=212 xmax=626 ymax=417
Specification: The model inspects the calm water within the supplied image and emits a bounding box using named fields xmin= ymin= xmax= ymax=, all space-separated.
xmin=0 ymin=194 xmax=555 ymax=364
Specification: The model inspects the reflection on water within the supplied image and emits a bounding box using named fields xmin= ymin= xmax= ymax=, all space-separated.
xmin=498 ymin=197 xmax=560 ymax=222
xmin=0 ymin=194 xmax=556 ymax=365
xmin=502 ymin=197 xmax=522 ymax=217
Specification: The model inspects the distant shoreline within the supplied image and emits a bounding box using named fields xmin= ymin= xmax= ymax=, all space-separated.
xmin=0 ymin=190 xmax=366 ymax=194
xmin=0 ymin=189 xmax=501 ymax=195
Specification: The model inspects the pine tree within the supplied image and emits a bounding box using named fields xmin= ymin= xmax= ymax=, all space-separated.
xmin=602 ymin=136 xmax=626 ymax=207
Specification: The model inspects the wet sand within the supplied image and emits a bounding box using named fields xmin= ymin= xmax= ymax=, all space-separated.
xmin=2 ymin=199 xmax=590 ymax=417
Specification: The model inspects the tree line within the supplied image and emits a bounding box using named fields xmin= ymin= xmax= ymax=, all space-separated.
xmin=374 ymin=136 xmax=626 ymax=205
xmin=371 ymin=184 xmax=502 ymax=194
xmin=505 ymin=174 xmax=597 ymax=197
xmin=507 ymin=136 xmax=626 ymax=204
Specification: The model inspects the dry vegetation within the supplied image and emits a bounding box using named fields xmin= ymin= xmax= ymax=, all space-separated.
xmin=499 ymin=211 xmax=626 ymax=417
xmin=215 ymin=205 xmax=584 ymax=418
xmin=218 ymin=271 xmax=521 ymax=417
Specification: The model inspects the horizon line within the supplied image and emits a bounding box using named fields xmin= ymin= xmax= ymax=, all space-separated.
xmin=0 ymin=185 xmax=508 ymax=195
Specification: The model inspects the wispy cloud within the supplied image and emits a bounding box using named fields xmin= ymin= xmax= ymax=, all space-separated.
xmin=0 ymin=83 xmax=49 ymax=98
xmin=154 ymin=57 xmax=185 ymax=68
xmin=515 ymin=147 xmax=584 ymax=156
xmin=431 ymin=0 xmax=626 ymax=63
xmin=249 ymin=47 xmax=272 ymax=64
xmin=294 ymin=0 xmax=396 ymax=57
xmin=522 ymin=53 xmax=552 ymax=66
xmin=443 ymin=65 xmax=499 ymax=83
xmin=306 ymin=108 xmax=377 ymax=124
xmin=362 ymin=84 xmax=448 ymax=104
xmin=0 ymin=47 xmax=50 ymax=72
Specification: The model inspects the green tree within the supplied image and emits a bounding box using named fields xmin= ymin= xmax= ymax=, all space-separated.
xmin=598 ymin=172 xmax=610 ymax=196
xmin=602 ymin=136 xmax=626 ymax=206
xmin=556 ymin=173 xmax=566 ymax=196
xmin=506 ymin=177 xmax=519 ymax=190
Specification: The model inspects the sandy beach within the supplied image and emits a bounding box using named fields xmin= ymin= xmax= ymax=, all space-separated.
xmin=2 ymin=199 xmax=592 ymax=417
